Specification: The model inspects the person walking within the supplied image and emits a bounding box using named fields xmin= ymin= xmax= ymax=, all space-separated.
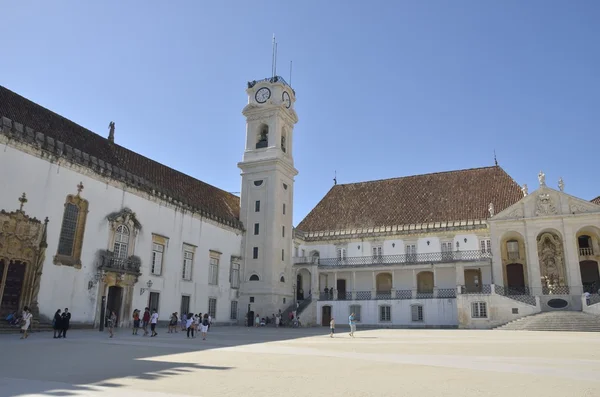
xmin=53 ymin=309 xmax=62 ymax=339
xmin=186 ymin=313 xmax=195 ymax=338
xmin=60 ymin=308 xmax=71 ymax=338
xmin=169 ymin=312 xmax=178 ymax=333
xmin=107 ymin=310 xmax=116 ymax=338
xmin=150 ymin=309 xmax=159 ymax=337
xmin=142 ymin=307 xmax=150 ymax=336
xmin=132 ymin=309 xmax=140 ymax=335
xmin=348 ymin=312 xmax=356 ymax=338
xmin=330 ymin=317 xmax=335 ymax=338
xmin=200 ymin=314 xmax=209 ymax=340
xmin=20 ymin=306 xmax=32 ymax=339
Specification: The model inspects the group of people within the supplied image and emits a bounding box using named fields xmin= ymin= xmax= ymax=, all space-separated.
xmin=52 ymin=308 xmax=71 ymax=338
xmin=105 ymin=307 xmax=159 ymax=338
xmin=3 ymin=307 xmax=33 ymax=339
xmin=250 ymin=310 xmax=299 ymax=328
xmin=174 ymin=312 xmax=211 ymax=340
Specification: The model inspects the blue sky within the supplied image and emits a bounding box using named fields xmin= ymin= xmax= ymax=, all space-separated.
xmin=1 ymin=1 xmax=598 ymax=225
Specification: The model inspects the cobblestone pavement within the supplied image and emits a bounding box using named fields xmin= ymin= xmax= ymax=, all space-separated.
xmin=0 ymin=327 xmax=599 ymax=396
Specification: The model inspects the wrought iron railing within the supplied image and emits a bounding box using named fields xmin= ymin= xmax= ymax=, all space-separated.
xmin=494 ymin=285 xmax=536 ymax=306
xmin=460 ymin=284 xmax=492 ymax=295
xmin=542 ymin=285 xmax=570 ymax=295
xmin=355 ymin=291 xmax=372 ymax=300
xmin=375 ymin=291 xmax=392 ymax=300
xmin=294 ymin=250 xmax=491 ymax=267
xmin=586 ymin=294 xmax=600 ymax=306
xmin=395 ymin=289 xmax=412 ymax=299
xmin=99 ymin=253 xmax=141 ymax=274
xmin=438 ymin=288 xmax=457 ymax=298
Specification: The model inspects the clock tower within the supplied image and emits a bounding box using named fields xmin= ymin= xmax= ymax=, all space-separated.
xmin=238 ymin=76 xmax=298 ymax=319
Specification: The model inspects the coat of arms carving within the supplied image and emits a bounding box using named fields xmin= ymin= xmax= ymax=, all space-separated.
xmin=535 ymin=193 xmax=557 ymax=216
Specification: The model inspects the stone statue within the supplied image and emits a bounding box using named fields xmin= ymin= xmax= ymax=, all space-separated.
xmin=108 ymin=121 xmax=115 ymax=142
xmin=558 ymin=177 xmax=564 ymax=192
xmin=522 ymin=184 xmax=528 ymax=196
xmin=538 ymin=171 xmax=545 ymax=186
xmin=488 ymin=202 xmax=495 ymax=217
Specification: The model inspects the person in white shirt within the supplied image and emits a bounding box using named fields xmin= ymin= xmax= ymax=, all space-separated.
xmin=186 ymin=313 xmax=195 ymax=338
xmin=208 ymin=314 xmax=212 ymax=331
xmin=150 ymin=309 xmax=159 ymax=337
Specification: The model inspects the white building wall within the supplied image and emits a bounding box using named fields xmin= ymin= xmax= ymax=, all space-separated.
xmin=0 ymin=143 xmax=242 ymax=324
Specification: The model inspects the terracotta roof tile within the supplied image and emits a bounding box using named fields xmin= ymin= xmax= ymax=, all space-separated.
xmin=0 ymin=85 xmax=241 ymax=228
xmin=297 ymin=166 xmax=523 ymax=233
xmin=592 ymin=196 xmax=600 ymax=205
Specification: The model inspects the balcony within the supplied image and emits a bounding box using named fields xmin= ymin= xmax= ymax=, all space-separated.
xmin=294 ymin=249 xmax=491 ymax=268
xmin=98 ymin=251 xmax=141 ymax=275
xmin=579 ymin=247 xmax=594 ymax=256
xmin=318 ymin=288 xmax=457 ymax=301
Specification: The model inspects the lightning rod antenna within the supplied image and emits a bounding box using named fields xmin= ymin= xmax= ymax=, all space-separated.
xmin=289 ymin=60 xmax=293 ymax=86
xmin=271 ymin=34 xmax=276 ymax=78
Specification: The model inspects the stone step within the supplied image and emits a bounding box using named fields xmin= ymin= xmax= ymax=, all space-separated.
xmin=496 ymin=311 xmax=600 ymax=332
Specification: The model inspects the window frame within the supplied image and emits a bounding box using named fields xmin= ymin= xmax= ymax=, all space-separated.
xmin=54 ymin=193 xmax=89 ymax=268
xmin=411 ymin=304 xmax=423 ymax=322
xmin=480 ymin=239 xmax=491 ymax=254
xmin=230 ymin=262 xmax=240 ymax=289
xmin=471 ymin=302 xmax=488 ymax=318
xmin=379 ymin=305 xmax=391 ymax=322
xmin=255 ymin=200 xmax=260 ymax=212
xmin=230 ymin=301 xmax=238 ymax=320
xmin=253 ymin=247 xmax=259 ymax=259
xmin=151 ymin=242 xmax=165 ymax=276
xmin=209 ymin=256 xmax=219 ymax=285
xmin=349 ymin=305 xmax=361 ymax=322
xmin=208 ymin=297 xmax=217 ymax=319
xmin=254 ymin=223 xmax=260 ymax=235
xmin=182 ymin=246 xmax=194 ymax=281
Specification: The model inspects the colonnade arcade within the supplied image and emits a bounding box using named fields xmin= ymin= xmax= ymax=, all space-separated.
xmin=0 ymin=194 xmax=48 ymax=317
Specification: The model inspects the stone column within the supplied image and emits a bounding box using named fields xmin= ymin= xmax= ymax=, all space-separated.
xmin=562 ymin=221 xmax=583 ymax=294
xmin=333 ymin=272 xmax=338 ymax=300
xmin=412 ymin=269 xmax=417 ymax=298
xmin=525 ymin=228 xmax=543 ymax=293
xmin=352 ymin=271 xmax=356 ymax=300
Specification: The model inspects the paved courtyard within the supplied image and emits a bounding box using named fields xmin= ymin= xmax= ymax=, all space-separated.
xmin=0 ymin=326 xmax=599 ymax=397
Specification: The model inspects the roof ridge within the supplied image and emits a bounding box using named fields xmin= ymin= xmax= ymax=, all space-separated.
xmin=336 ymin=165 xmax=501 ymax=187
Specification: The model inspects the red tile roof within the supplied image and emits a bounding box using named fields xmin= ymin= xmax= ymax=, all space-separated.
xmin=592 ymin=196 xmax=600 ymax=205
xmin=0 ymin=85 xmax=241 ymax=229
xmin=297 ymin=166 xmax=523 ymax=233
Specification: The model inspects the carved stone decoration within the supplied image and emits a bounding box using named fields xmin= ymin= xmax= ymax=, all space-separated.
xmin=558 ymin=177 xmax=564 ymax=192
xmin=535 ymin=193 xmax=557 ymax=216
xmin=488 ymin=202 xmax=495 ymax=217
xmin=106 ymin=207 xmax=142 ymax=234
xmin=537 ymin=232 xmax=566 ymax=286
xmin=506 ymin=207 xmax=524 ymax=219
xmin=521 ymin=184 xmax=528 ymax=197
xmin=538 ymin=171 xmax=546 ymax=187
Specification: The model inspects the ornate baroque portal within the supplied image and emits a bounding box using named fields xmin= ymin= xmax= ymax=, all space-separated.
xmin=537 ymin=232 xmax=567 ymax=290
xmin=0 ymin=194 xmax=48 ymax=316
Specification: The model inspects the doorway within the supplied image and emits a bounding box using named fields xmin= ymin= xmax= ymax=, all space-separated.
xmin=464 ymin=269 xmax=482 ymax=293
xmin=297 ymin=273 xmax=304 ymax=300
xmin=337 ymin=279 xmax=346 ymax=300
xmin=247 ymin=310 xmax=254 ymax=327
xmin=0 ymin=261 xmax=27 ymax=315
xmin=148 ymin=292 xmax=160 ymax=313
xmin=506 ymin=263 xmax=526 ymax=294
xmin=106 ymin=286 xmax=123 ymax=326
xmin=580 ymin=261 xmax=600 ymax=293
xmin=321 ymin=306 xmax=331 ymax=326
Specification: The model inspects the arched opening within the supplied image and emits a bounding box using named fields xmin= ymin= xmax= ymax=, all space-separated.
xmin=249 ymin=274 xmax=260 ymax=281
xmin=310 ymin=250 xmax=320 ymax=264
xmin=106 ymin=286 xmax=123 ymax=327
xmin=376 ymin=272 xmax=392 ymax=299
xmin=578 ymin=235 xmax=593 ymax=256
xmin=280 ymin=275 xmax=285 ymax=283
xmin=256 ymin=124 xmax=269 ymax=149
xmin=464 ymin=269 xmax=482 ymax=293
xmin=506 ymin=263 xmax=526 ymax=294
xmin=580 ymin=260 xmax=600 ymax=293
xmin=114 ymin=225 xmax=130 ymax=259
xmin=537 ymin=230 xmax=567 ymax=293
xmin=0 ymin=260 xmax=27 ymax=314
xmin=297 ymin=268 xmax=312 ymax=300
xmin=417 ymin=271 xmax=434 ymax=294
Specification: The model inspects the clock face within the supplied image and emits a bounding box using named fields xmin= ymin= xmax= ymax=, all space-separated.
xmin=255 ymin=87 xmax=271 ymax=103
xmin=282 ymin=91 xmax=291 ymax=108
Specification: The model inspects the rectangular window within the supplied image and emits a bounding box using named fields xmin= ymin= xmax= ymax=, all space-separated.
xmin=209 ymin=257 xmax=219 ymax=285
xmin=208 ymin=298 xmax=217 ymax=319
xmin=441 ymin=242 xmax=453 ymax=260
xmin=182 ymin=250 xmax=193 ymax=280
xmin=282 ymin=225 xmax=285 ymax=238
xmin=349 ymin=305 xmax=361 ymax=322
xmin=230 ymin=301 xmax=238 ymax=320
xmin=254 ymin=223 xmax=259 ymax=235
xmin=406 ymin=244 xmax=417 ymax=262
xmin=148 ymin=292 xmax=160 ymax=312
xmin=180 ymin=295 xmax=190 ymax=316
xmin=507 ymin=240 xmax=519 ymax=260
xmin=471 ymin=302 xmax=488 ymax=318
xmin=281 ymin=249 xmax=284 ymax=261
xmin=337 ymin=248 xmax=347 ymax=261
xmin=151 ymin=243 xmax=164 ymax=276
xmin=230 ymin=263 xmax=240 ymax=289
xmin=283 ymin=203 xmax=286 ymax=215
xmin=372 ymin=245 xmax=382 ymax=258
xmin=480 ymin=239 xmax=491 ymax=254
xmin=379 ymin=306 xmax=391 ymax=322
xmin=57 ymin=203 xmax=79 ymax=256
xmin=253 ymin=247 xmax=259 ymax=259
xmin=411 ymin=305 xmax=423 ymax=322
xmin=255 ymin=200 xmax=260 ymax=212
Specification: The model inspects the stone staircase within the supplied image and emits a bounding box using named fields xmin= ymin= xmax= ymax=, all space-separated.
xmin=495 ymin=311 xmax=600 ymax=332
xmin=0 ymin=321 xmax=54 ymax=334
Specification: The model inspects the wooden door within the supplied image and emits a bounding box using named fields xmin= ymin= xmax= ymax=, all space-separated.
xmin=506 ymin=263 xmax=526 ymax=294
xmin=0 ymin=262 xmax=26 ymax=315
xmin=580 ymin=261 xmax=600 ymax=293
xmin=464 ymin=269 xmax=482 ymax=293
xmin=337 ymin=279 xmax=346 ymax=300
xmin=321 ymin=306 xmax=331 ymax=326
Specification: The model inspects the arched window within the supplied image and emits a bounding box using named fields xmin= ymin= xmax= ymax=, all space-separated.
xmin=280 ymin=276 xmax=285 ymax=283
xmin=114 ymin=225 xmax=130 ymax=259
xmin=281 ymin=129 xmax=287 ymax=153
xmin=506 ymin=239 xmax=519 ymax=260
xmin=54 ymin=190 xmax=89 ymax=269
xmin=249 ymin=274 xmax=260 ymax=281
xmin=256 ymin=124 xmax=269 ymax=149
